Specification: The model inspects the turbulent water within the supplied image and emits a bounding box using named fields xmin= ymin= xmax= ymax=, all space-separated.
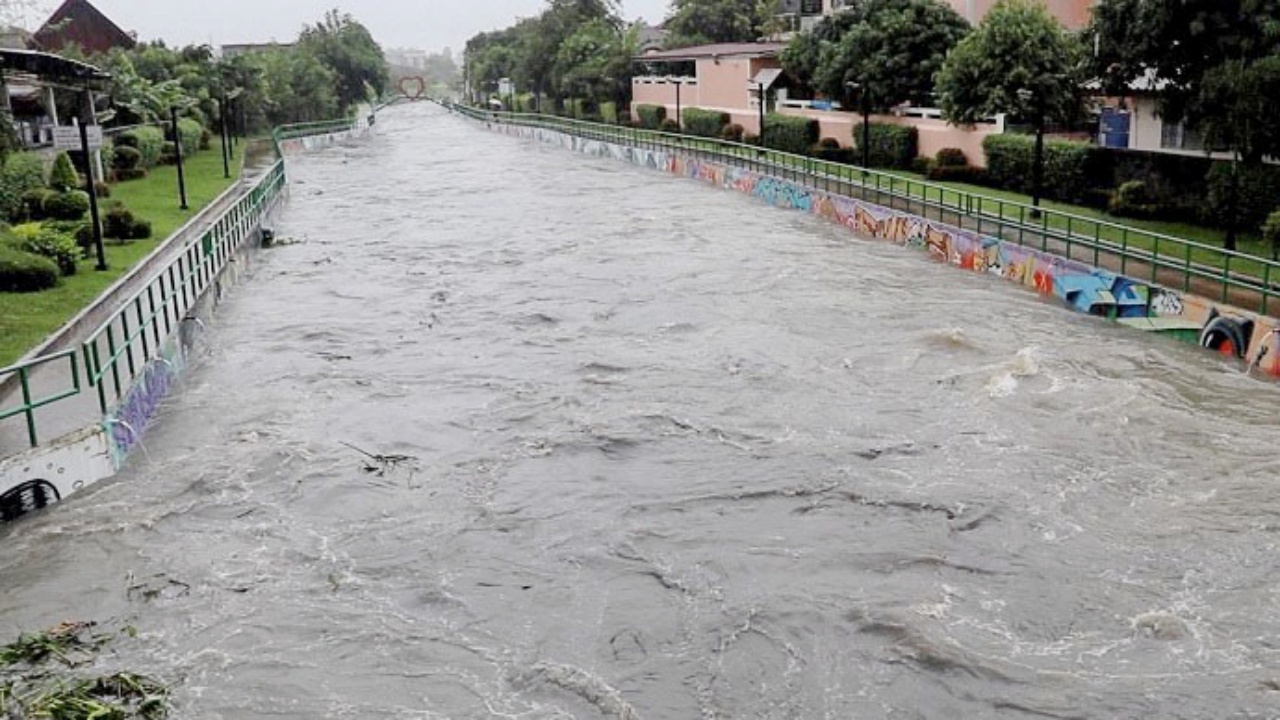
xmin=4 ymin=102 xmax=1280 ymax=719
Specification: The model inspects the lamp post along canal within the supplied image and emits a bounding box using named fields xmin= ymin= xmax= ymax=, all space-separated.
xmin=75 ymin=121 xmax=106 ymax=271
xmin=846 ymin=81 xmax=871 ymax=177
xmin=170 ymin=105 xmax=188 ymax=210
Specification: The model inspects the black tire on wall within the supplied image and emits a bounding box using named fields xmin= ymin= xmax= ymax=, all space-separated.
xmin=1200 ymin=315 xmax=1253 ymax=359
xmin=0 ymin=480 xmax=61 ymax=522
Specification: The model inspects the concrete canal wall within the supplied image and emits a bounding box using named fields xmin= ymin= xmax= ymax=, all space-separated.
xmin=484 ymin=121 xmax=1280 ymax=378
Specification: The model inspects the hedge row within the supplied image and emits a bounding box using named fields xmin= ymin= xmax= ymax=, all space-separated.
xmin=854 ymin=123 xmax=918 ymax=170
xmin=600 ymin=101 xmax=619 ymax=124
xmin=0 ymin=244 xmax=58 ymax=292
xmin=176 ymin=118 xmax=203 ymax=158
xmin=635 ymin=104 xmax=666 ymax=130
xmin=682 ymin=107 xmax=730 ymax=138
xmin=115 ymin=126 xmax=165 ymax=168
xmin=762 ymin=114 xmax=818 ymax=156
xmin=0 ymin=153 xmax=46 ymax=223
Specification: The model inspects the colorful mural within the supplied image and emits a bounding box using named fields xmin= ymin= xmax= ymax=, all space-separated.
xmin=492 ymin=122 xmax=1280 ymax=377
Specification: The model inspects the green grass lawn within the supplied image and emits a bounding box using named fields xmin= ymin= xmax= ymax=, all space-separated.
xmin=0 ymin=142 xmax=244 ymax=368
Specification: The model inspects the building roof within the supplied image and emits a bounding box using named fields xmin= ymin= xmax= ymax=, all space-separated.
xmin=33 ymin=0 xmax=135 ymax=55
xmin=635 ymin=42 xmax=787 ymax=62
xmin=0 ymin=48 xmax=110 ymax=90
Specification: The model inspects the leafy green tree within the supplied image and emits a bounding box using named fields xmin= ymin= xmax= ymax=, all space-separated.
xmin=255 ymin=47 xmax=341 ymax=125
xmin=937 ymin=0 xmax=1085 ymax=211
xmin=808 ymin=0 xmax=967 ymax=109
xmin=299 ymin=10 xmax=390 ymax=111
xmin=553 ymin=20 xmax=638 ymax=106
xmin=1091 ymin=0 xmax=1280 ymax=249
xmin=663 ymin=0 xmax=776 ymax=48
xmin=779 ymin=12 xmax=862 ymax=97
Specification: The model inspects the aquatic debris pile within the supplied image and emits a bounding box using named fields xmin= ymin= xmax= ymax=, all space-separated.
xmin=0 ymin=622 xmax=170 ymax=719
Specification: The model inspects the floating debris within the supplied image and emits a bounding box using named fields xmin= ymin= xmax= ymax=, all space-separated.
xmin=0 ymin=622 xmax=171 ymax=719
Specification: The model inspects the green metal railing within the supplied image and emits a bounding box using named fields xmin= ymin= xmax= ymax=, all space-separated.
xmin=0 ymin=351 xmax=80 ymax=448
xmin=448 ymin=102 xmax=1280 ymax=318
xmin=0 ymin=114 xmax=367 ymax=451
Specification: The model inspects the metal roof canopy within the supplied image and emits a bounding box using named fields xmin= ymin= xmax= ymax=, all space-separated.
xmin=0 ymin=48 xmax=110 ymax=91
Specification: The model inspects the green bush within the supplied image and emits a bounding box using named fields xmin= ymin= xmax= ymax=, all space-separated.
xmin=762 ymin=114 xmax=818 ymax=156
xmin=0 ymin=153 xmax=48 ymax=223
xmin=1263 ymin=209 xmax=1280 ymax=257
xmin=721 ymin=123 xmax=745 ymax=142
xmin=159 ymin=141 xmax=178 ymax=165
xmin=19 ymin=188 xmax=56 ymax=221
xmin=854 ymin=123 xmax=918 ymax=169
xmin=635 ymin=104 xmax=667 ymax=130
xmin=176 ymin=118 xmax=203 ymax=158
xmin=600 ymin=101 xmax=619 ymax=124
xmin=0 ymin=244 xmax=59 ymax=292
xmin=44 ymin=191 xmax=90 ymax=221
xmin=927 ymin=164 xmax=987 ymax=184
xmin=8 ymin=223 xmax=78 ymax=275
xmin=1107 ymin=180 xmax=1161 ymax=220
xmin=115 ymin=126 xmax=165 ymax=168
xmin=117 ymin=167 xmax=147 ymax=182
xmin=103 ymin=202 xmax=152 ymax=240
xmin=99 ymin=142 xmax=116 ymax=177
xmin=659 ymin=117 xmax=680 ymax=133
xmin=982 ymin=134 xmax=1101 ymax=204
xmin=910 ymin=156 xmax=934 ymax=176
xmin=936 ymin=147 xmax=968 ymax=167
xmin=743 ymin=133 xmax=761 ymax=146
xmin=43 ymin=219 xmax=94 ymax=252
xmin=1203 ymin=162 xmax=1280 ymax=233
xmin=94 ymin=180 xmax=110 ymax=198
xmin=48 ymin=151 xmax=79 ymax=191
xmin=112 ymin=145 xmax=142 ymax=171
xmin=682 ymin=107 xmax=730 ymax=138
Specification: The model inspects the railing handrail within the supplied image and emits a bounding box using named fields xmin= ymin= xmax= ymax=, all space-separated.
xmin=2 ymin=113 xmax=366 ymax=452
xmin=450 ymin=102 xmax=1280 ymax=289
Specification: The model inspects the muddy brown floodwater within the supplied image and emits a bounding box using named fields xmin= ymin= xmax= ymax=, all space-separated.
xmin=4 ymin=101 xmax=1280 ymax=719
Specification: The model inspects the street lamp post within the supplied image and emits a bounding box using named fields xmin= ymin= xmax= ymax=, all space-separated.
xmin=846 ymin=81 xmax=871 ymax=176
xmin=755 ymin=80 xmax=766 ymax=147
xmin=673 ymin=77 xmax=681 ymax=130
xmin=1018 ymin=88 xmax=1045 ymax=218
xmin=170 ymin=105 xmax=188 ymax=210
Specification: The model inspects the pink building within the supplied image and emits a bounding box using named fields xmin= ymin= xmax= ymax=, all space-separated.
xmin=631 ymin=43 xmax=787 ymax=136
xmin=942 ymin=0 xmax=1095 ymax=28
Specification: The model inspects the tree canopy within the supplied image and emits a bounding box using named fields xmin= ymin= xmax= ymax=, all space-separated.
xmin=662 ymin=0 xmax=777 ymax=48
xmin=782 ymin=0 xmax=968 ymax=111
xmin=936 ymin=0 xmax=1085 ymax=127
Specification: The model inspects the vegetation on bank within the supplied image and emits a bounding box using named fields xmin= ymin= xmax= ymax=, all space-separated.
xmin=0 ymin=621 xmax=170 ymax=719
xmin=0 ymin=140 xmax=242 ymax=367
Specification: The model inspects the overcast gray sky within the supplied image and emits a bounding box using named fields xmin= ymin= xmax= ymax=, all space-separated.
xmin=25 ymin=1 xmax=671 ymax=54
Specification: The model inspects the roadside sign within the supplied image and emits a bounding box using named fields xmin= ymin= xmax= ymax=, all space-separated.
xmin=53 ymin=125 xmax=103 ymax=150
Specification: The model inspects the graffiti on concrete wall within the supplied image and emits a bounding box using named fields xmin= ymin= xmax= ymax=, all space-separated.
xmin=106 ymin=340 xmax=187 ymax=468
xmin=492 ymin=122 xmax=1280 ymax=376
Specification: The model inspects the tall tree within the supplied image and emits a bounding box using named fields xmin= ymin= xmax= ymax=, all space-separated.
xmin=299 ymin=10 xmax=389 ymax=111
xmin=663 ymin=0 xmax=776 ymax=47
xmin=1091 ymin=0 xmax=1280 ymax=249
xmin=937 ymin=0 xmax=1085 ymax=212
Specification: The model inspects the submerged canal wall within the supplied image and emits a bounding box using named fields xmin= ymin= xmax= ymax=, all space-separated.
xmin=484 ymin=120 xmax=1280 ymax=377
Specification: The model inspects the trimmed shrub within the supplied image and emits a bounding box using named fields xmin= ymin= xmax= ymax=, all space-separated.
xmin=0 ymin=245 xmax=59 ymax=292
xmin=721 ymin=123 xmax=745 ymax=142
xmin=659 ymin=117 xmax=681 ymax=133
xmin=910 ymin=156 xmax=934 ymax=176
xmin=743 ymin=133 xmax=761 ymax=146
xmin=682 ymin=107 xmax=730 ymax=138
xmin=112 ymin=145 xmax=143 ymax=171
xmin=1203 ymin=162 xmax=1280 ymax=233
xmin=94 ymin=180 xmax=111 ymax=198
xmin=176 ymin=118 xmax=203 ymax=158
xmin=158 ymin=141 xmax=178 ymax=165
xmin=854 ymin=123 xmax=917 ymax=170
xmin=117 ymin=167 xmax=147 ymax=182
xmin=200 ymin=127 xmax=212 ymax=150
xmin=44 ymin=191 xmax=90 ymax=221
xmin=1107 ymin=180 xmax=1162 ymax=220
xmin=811 ymin=138 xmax=858 ymax=164
xmin=0 ymin=153 xmax=48 ymax=223
xmin=98 ymin=142 xmax=116 ymax=179
xmin=936 ymin=147 xmax=968 ymax=167
xmin=982 ymin=134 xmax=1101 ymax=204
xmin=1263 ymin=209 xmax=1280 ymax=258
xmin=762 ymin=114 xmax=818 ymax=156
xmin=48 ymin=151 xmax=79 ymax=191
xmin=928 ymin=164 xmax=987 ymax=184
xmin=42 ymin=220 xmax=93 ymax=253
xmin=20 ymin=188 xmax=56 ymax=221
xmin=130 ymin=219 xmax=153 ymax=240
xmin=635 ymin=103 xmax=667 ymax=130
xmin=102 ymin=202 xmax=152 ymax=241
xmin=115 ymin=126 xmax=165 ymax=168
xmin=600 ymin=101 xmax=619 ymax=124
xmin=8 ymin=223 xmax=78 ymax=276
